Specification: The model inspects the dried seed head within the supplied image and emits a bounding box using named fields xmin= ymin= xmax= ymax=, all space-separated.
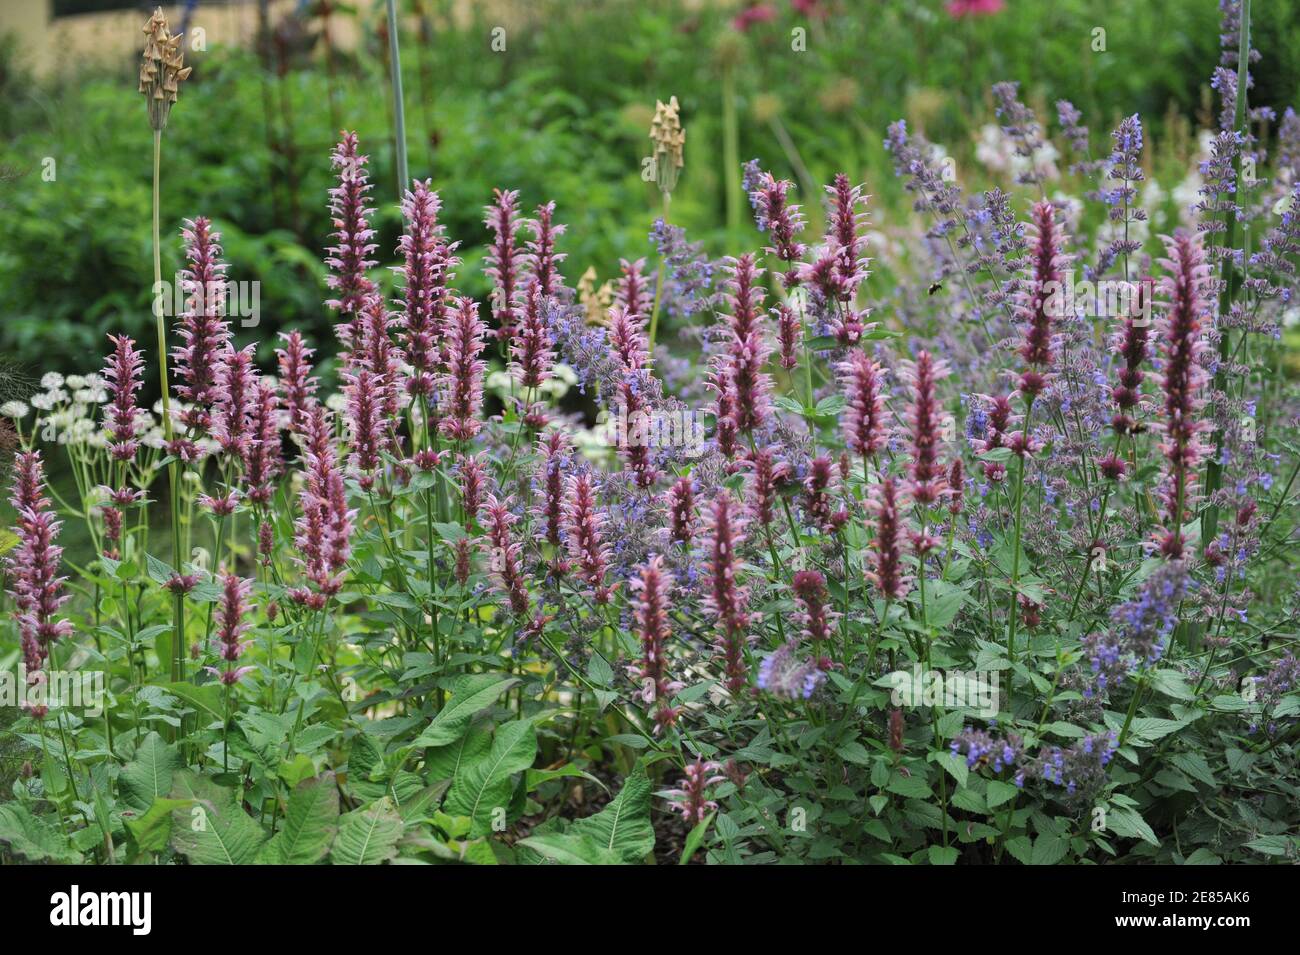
xmin=649 ymin=96 xmax=685 ymax=195
xmin=140 ymin=7 xmax=192 ymax=132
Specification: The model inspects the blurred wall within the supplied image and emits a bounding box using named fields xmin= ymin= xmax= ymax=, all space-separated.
xmin=0 ymin=0 xmax=527 ymax=77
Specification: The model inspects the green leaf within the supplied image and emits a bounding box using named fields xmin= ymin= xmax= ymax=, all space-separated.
xmin=518 ymin=832 xmax=622 ymax=865
xmin=928 ymin=845 xmax=960 ymax=865
xmin=120 ymin=731 xmax=180 ymax=813
xmin=1030 ymin=834 xmax=1068 ymax=865
xmin=679 ymin=811 xmax=716 ymax=865
xmin=331 ymin=798 xmax=403 ymax=865
xmin=264 ymin=775 xmax=340 ymax=865
xmin=570 ymin=764 xmax=655 ymax=863
xmin=412 ymin=675 xmax=520 ymax=747
xmin=157 ymin=681 xmax=227 ymax=726
xmin=886 ymin=773 xmax=932 ymax=799
xmin=0 ymin=804 xmax=82 ymax=863
xmin=444 ymin=719 xmax=537 ymax=837
xmin=1106 ymin=807 xmax=1160 ymax=847
xmin=125 ymin=798 xmax=191 ymax=854
xmin=836 ymin=740 xmax=873 ymax=766
xmin=986 ymin=780 xmax=1020 ymax=809
xmin=169 ymin=772 xmax=266 ymax=865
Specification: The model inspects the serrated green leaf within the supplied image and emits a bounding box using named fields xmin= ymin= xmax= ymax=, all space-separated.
xmin=120 ymin=731 xmax=179 ymax=813
xmin=265 ymin=774 xmax=339 ymax=865
xmin=570 ymin=764 xmax=654 ymax=863
xmin=412 ymin=675 xmax=519 ymax=747
xmin=332 ymin=798 xmax=403 ymax=865
xmin=443 ymin=720 xmax=537 ymax=836
xmin=169 ymin=772 xmax=266 ymax=865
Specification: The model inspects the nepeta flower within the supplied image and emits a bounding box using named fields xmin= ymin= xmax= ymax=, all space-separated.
xmin=951 ymin=726 xmax=1024 ymax=774
xmin=757 ymin=641 xmax=826 ymax=700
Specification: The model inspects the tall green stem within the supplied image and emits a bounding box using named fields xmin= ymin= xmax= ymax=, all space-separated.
xmin=152 ymin=129 xmax=186 ymax=685
xmin=386 ymin=0 xmax=409 ymax=197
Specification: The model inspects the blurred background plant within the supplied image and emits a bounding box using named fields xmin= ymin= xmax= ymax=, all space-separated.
xmin=5 ymin=0 xmax=1300 ymax=381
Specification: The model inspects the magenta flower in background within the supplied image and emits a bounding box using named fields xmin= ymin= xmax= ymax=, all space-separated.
xmin=527 ymin=200 xmax=567 ymax=298
xmin=866 ymin=476 xmax=911 ymax=600
xmin=1155 ymin=231 xmax=1211 ymax=559
xmin=663 ymin=758 xmax=725 ymax=825
xmin=732 ymin=2 xmax=777 ymax=32
xmin=275 ymin=330 xmax=319 ymax=437
xmin=243 ymin=379 xmax=282 ymax=504
xmin=534 ymin=432 xmax=570 ymax=560
xmin=483 ymin=188 xmax=529 ymax=342
xmin=485 ymin=494 xmax=533 ymax=621
xmin=397 ymin=179 xmax=456 ymax=400
xmin=344 ymin=367 xmax=384 ymax=485
xmin=439 ymin=297 xmax=487 ymax=442
xmin=665 ymin=475 xmax=695 ymax=545
xmin=102 ymin=333 xmax=144 ymax=462
xmin=211 ymin=344 xmax=257 ymax=460
xmin=703 ymin=492 xmax=752 ymax=696
xmin=839 ymin=349 xmax=886 ymax=461
xmin=1017 ymin=200 xmax=1068 ymax=397
xmin=615 ymin=258 xmax=652 ymax=325
xmin=211 ymin=573 xmax=254 ymax=685
xmin=325 ymin=131 xmax=379 ymax=353
xmin=172 ymin=216 xmax=232 ymax=435
xmin=900 ymin=350 xmax=950 ymax=505
xmin=627 ymin=555 xmax=684 ymax=733
xmin=565 ymin=471 xmax=615 ymax=605
xmin=947 ymin=0 xmax=1005 ymax=17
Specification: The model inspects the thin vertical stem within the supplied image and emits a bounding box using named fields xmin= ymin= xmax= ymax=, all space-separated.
xmin=386 ymin=0 xmax=410 ymax=197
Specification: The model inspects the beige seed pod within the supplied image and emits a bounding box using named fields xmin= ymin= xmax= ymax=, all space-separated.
xmin=140 ymin=7 xmax=192 ymax=131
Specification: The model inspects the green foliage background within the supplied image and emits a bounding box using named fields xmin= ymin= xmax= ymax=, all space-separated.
xmin=4 ymin=0 xmax=1300 ymax=380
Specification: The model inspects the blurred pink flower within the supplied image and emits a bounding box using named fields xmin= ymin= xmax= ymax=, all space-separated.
xmin=946 ymin=0 xmax=1005 ymax=17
